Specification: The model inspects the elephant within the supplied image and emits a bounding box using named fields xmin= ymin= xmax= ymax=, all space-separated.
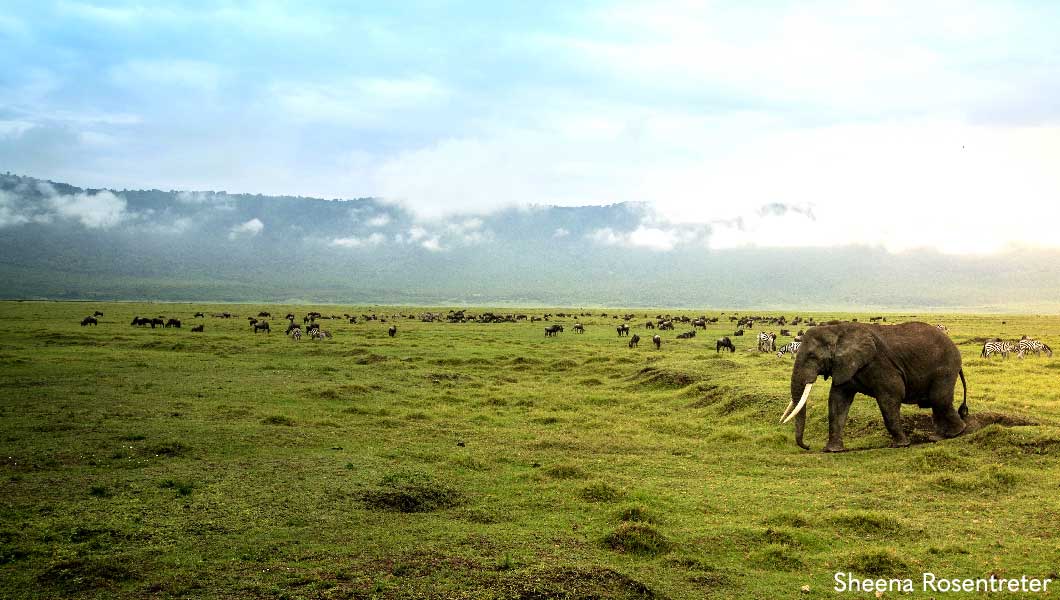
xmin=716 ymin=337 xmax=735 ymax=353
xmin=780 ymin=321 xmax=968 ymax=452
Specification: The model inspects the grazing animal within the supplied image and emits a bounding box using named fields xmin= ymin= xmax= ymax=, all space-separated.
xmin=733 ymin=329 xmax=744 ymax=336
xmin=311 ymin=329 xmax=332 ymax=340
xmin=191 ymin=324 xmax=204 ymax=332
xmin=92 ymin=311 xmax=104 ymax=317
xmin=80 ymin=316 xmax=98 ymax=326
xmin=644 ymin=321 xmax=655 ymax=329
xmin=151 ymin=318 xmax=165 ymax=328
xmin=617 ymin=324 xmax=630 ymax=336
xmin=652 ymin=335 xmax=662 ymax=349
xmin=388 ymin=325 xmax=397 ymax=337
xmin=286 ymin=321 xmax=300 ymax=335
xmin=782 ymin=321 xmax=968 ymax=452
xmin=981 ymin=340 xmax=1015 ymax=359
xmin=716 ymin=337 xmax=735 ymax=353
xmin=258 ymin=311 xmax=271 ymax=317
xmin=573 ymin=323 xmax=585 ymax=334
xmin=194 ymin=312 xmax=205 ymax=318
xmin=248 ymin=317 xmax=258 ymax=326
xmin=307 ymin=322 xmax=320 ymax=333
xmin=348 ymin=317 xmax=357 ymax=324
xmin=692 ymin=319 xmax=706 ymax=329
xmin=757 ymin=331 xmax=776 ymax=352
xmin=544 ymin=324 xmax=564 ymax=337
xmin=628 ymin=334 xmax=640 ymax=348
xmin=776 ymin=341 xmax=801 ymax=358
xmin=131 ymin=316 xmax=149 ymax=327
xmin=291 ymin=329 xmax=302 ymax=341
xmin=252 ymin=321 xmax=270 ymax=334
xmin=164 ymin=318 xmax=181 ymax=328
xmin=676 ymin=330 xmax=696 ymax=339
xmin=1017 ymin=339 xmax=1053 ymax=358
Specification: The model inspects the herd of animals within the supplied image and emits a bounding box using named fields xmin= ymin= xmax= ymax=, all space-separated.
xmin=75 ymin=309 xmax=1054 ymax=362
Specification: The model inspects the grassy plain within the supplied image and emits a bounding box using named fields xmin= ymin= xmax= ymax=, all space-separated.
xmin=1 ymin=302 xmax=1060 ymax=599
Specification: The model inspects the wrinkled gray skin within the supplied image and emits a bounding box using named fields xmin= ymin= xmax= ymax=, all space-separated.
xmin=790 ymin=322 xmax=968 ymax=452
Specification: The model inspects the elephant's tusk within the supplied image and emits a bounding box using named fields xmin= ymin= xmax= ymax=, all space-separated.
xmin=782 ymin=384 xmax=813 ymax=424
xmin=779 ymin=400 xmax=795 ymax=423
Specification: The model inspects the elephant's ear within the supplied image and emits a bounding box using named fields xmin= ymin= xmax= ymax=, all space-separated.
xmin=831 ymin=327 xmax=877 ymax=385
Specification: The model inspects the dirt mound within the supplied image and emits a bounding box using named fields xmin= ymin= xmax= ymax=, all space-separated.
xmin=359 ymin=471 xmax=463 ymax=513
xmin=631 ymin=367 xmax=699 ymax=389
xmin=497 ymin=566 xmax=658 ymax=600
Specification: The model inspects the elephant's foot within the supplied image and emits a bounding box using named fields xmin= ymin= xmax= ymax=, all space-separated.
xmin=889 ymin=438 xmax=912 ymax=448
xmin=822 ymin=443 xmax=847 ymax=453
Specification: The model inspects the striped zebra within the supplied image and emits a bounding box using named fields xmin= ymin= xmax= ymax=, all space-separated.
xmin=757 ymin=331 xmax=777 ymax=352
xmin=291 ymin=329 xmax=302 ymax=341
xmin=980 ymin=340 xmax=1015 ymax=359
xmin=1017 ymin=339 xmax=1053 ymax=358
xmin=776 ymin=341 xmax=801 ymax=358
xmin=310 ymin=329 xmax=332 ymax=340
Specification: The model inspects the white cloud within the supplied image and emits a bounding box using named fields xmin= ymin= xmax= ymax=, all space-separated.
xmin=0 ymin=191 xmax=30 ymax=227
xmin=553 ymin=227 xmax=570 ymax=238
xmin=330 ymin=233 xmax=385 ymax=248
xmin=46 ymin=189 xmax=128 ymax=228
xmin=228 ymin=218 xmax=264 ymax=239
xmin=588 ymin=223 xmax=704 ymax=251
xmin=366 ymin=214 xmax=391 ymax=227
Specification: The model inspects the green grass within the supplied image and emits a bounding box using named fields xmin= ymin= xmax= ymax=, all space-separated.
xmin=1 ymin=302 xmax=1059 ymax=598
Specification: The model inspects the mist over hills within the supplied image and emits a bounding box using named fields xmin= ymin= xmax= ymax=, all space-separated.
xmin=0 ymin=173 xmax=1056 ymax=311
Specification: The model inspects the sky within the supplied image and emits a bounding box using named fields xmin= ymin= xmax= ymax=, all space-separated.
xmin=1 ymin=1 xmax=1059 ymax=255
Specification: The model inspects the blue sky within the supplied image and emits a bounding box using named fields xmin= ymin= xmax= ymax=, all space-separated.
xmin=2 ymin=1 xmax=1059 ymax=253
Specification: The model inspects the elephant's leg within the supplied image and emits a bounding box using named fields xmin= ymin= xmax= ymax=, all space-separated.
xmin=875 ymin=396 xmax=910 ymax=447
xmin=929 ymin=377 xmax=966 ymax=439
xmin=823 ymin=386 xmax=856 ymax=453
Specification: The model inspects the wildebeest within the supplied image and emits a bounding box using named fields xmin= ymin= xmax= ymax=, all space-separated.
xmin=644 ymin=321 xmax=655 ymax=329
xmin=733 ymin=329 xmax=744 ymax=336
xmin=286 ymin=321 xmax=300 ymax=335
xmin=388 ymin=325 xmax=397 ymax=337
xmin=692 ymin=319 xmax=706 ymax=329
xmin=258 ymin=311 xmax=271 ymax=318
xmin=676 ymin=330 xmax=696 ymax=339
xmin=165 ymin=318 xmax=181 ymax=328
xmin=92 ymin=311 xmax=104 ymax=317
xmin=573 ymin=323 xmax=585 ymax=333
xmin=348 ymin=317 xmax=357 ymax=324
xmin=80 ymin=316 xmax=98 ymax=326
xmin=253 ymin=321 xmax=270 ymax=334
xmin=780 ymin=329 xmax=791 ymax=337
xmin=151 ymin=318 xmax=165 ymax=328
xmin=545 ymin=324 xmax=564 ymax=337
xmin=652 ymin=334 xmax=662 ymax=349
xmin=191 ymin=324 xmax=204 ymax=332
xmin=716 ymin=337 xmax=735 ymax=353
xmin=248 ymin=317 xmax=258 ymax=326
xmin=617 ymin=324 xmax=630 ymax=336
xmin=628 ymin=334 xmax=640 ymax=348
xmin=307 ymin=322 xmax=321 ymax=333
xmin=131 ymin=316 xmax=149 ymax=327
xmin=194 ymin=312 xmax=205 ymax=318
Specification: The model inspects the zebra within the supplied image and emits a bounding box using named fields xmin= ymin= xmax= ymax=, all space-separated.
xmin=776 ymin=341 xmax=801 ymax=358
xmin=310 ymin=329 xmax=331 ymax=340
xmin=1016 ymin=339 xmax=1053 ymax=358
xmin=291 ymin=329 xmax=302 ymax=341
xmin=757 ymin=331 xmax=776 ymax=352
xmin=980 ymin=340 xmax=1015 ymax=359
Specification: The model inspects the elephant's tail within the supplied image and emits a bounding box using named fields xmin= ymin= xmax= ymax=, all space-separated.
xmin=957 ymin=368 xmax=969 ymax=419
